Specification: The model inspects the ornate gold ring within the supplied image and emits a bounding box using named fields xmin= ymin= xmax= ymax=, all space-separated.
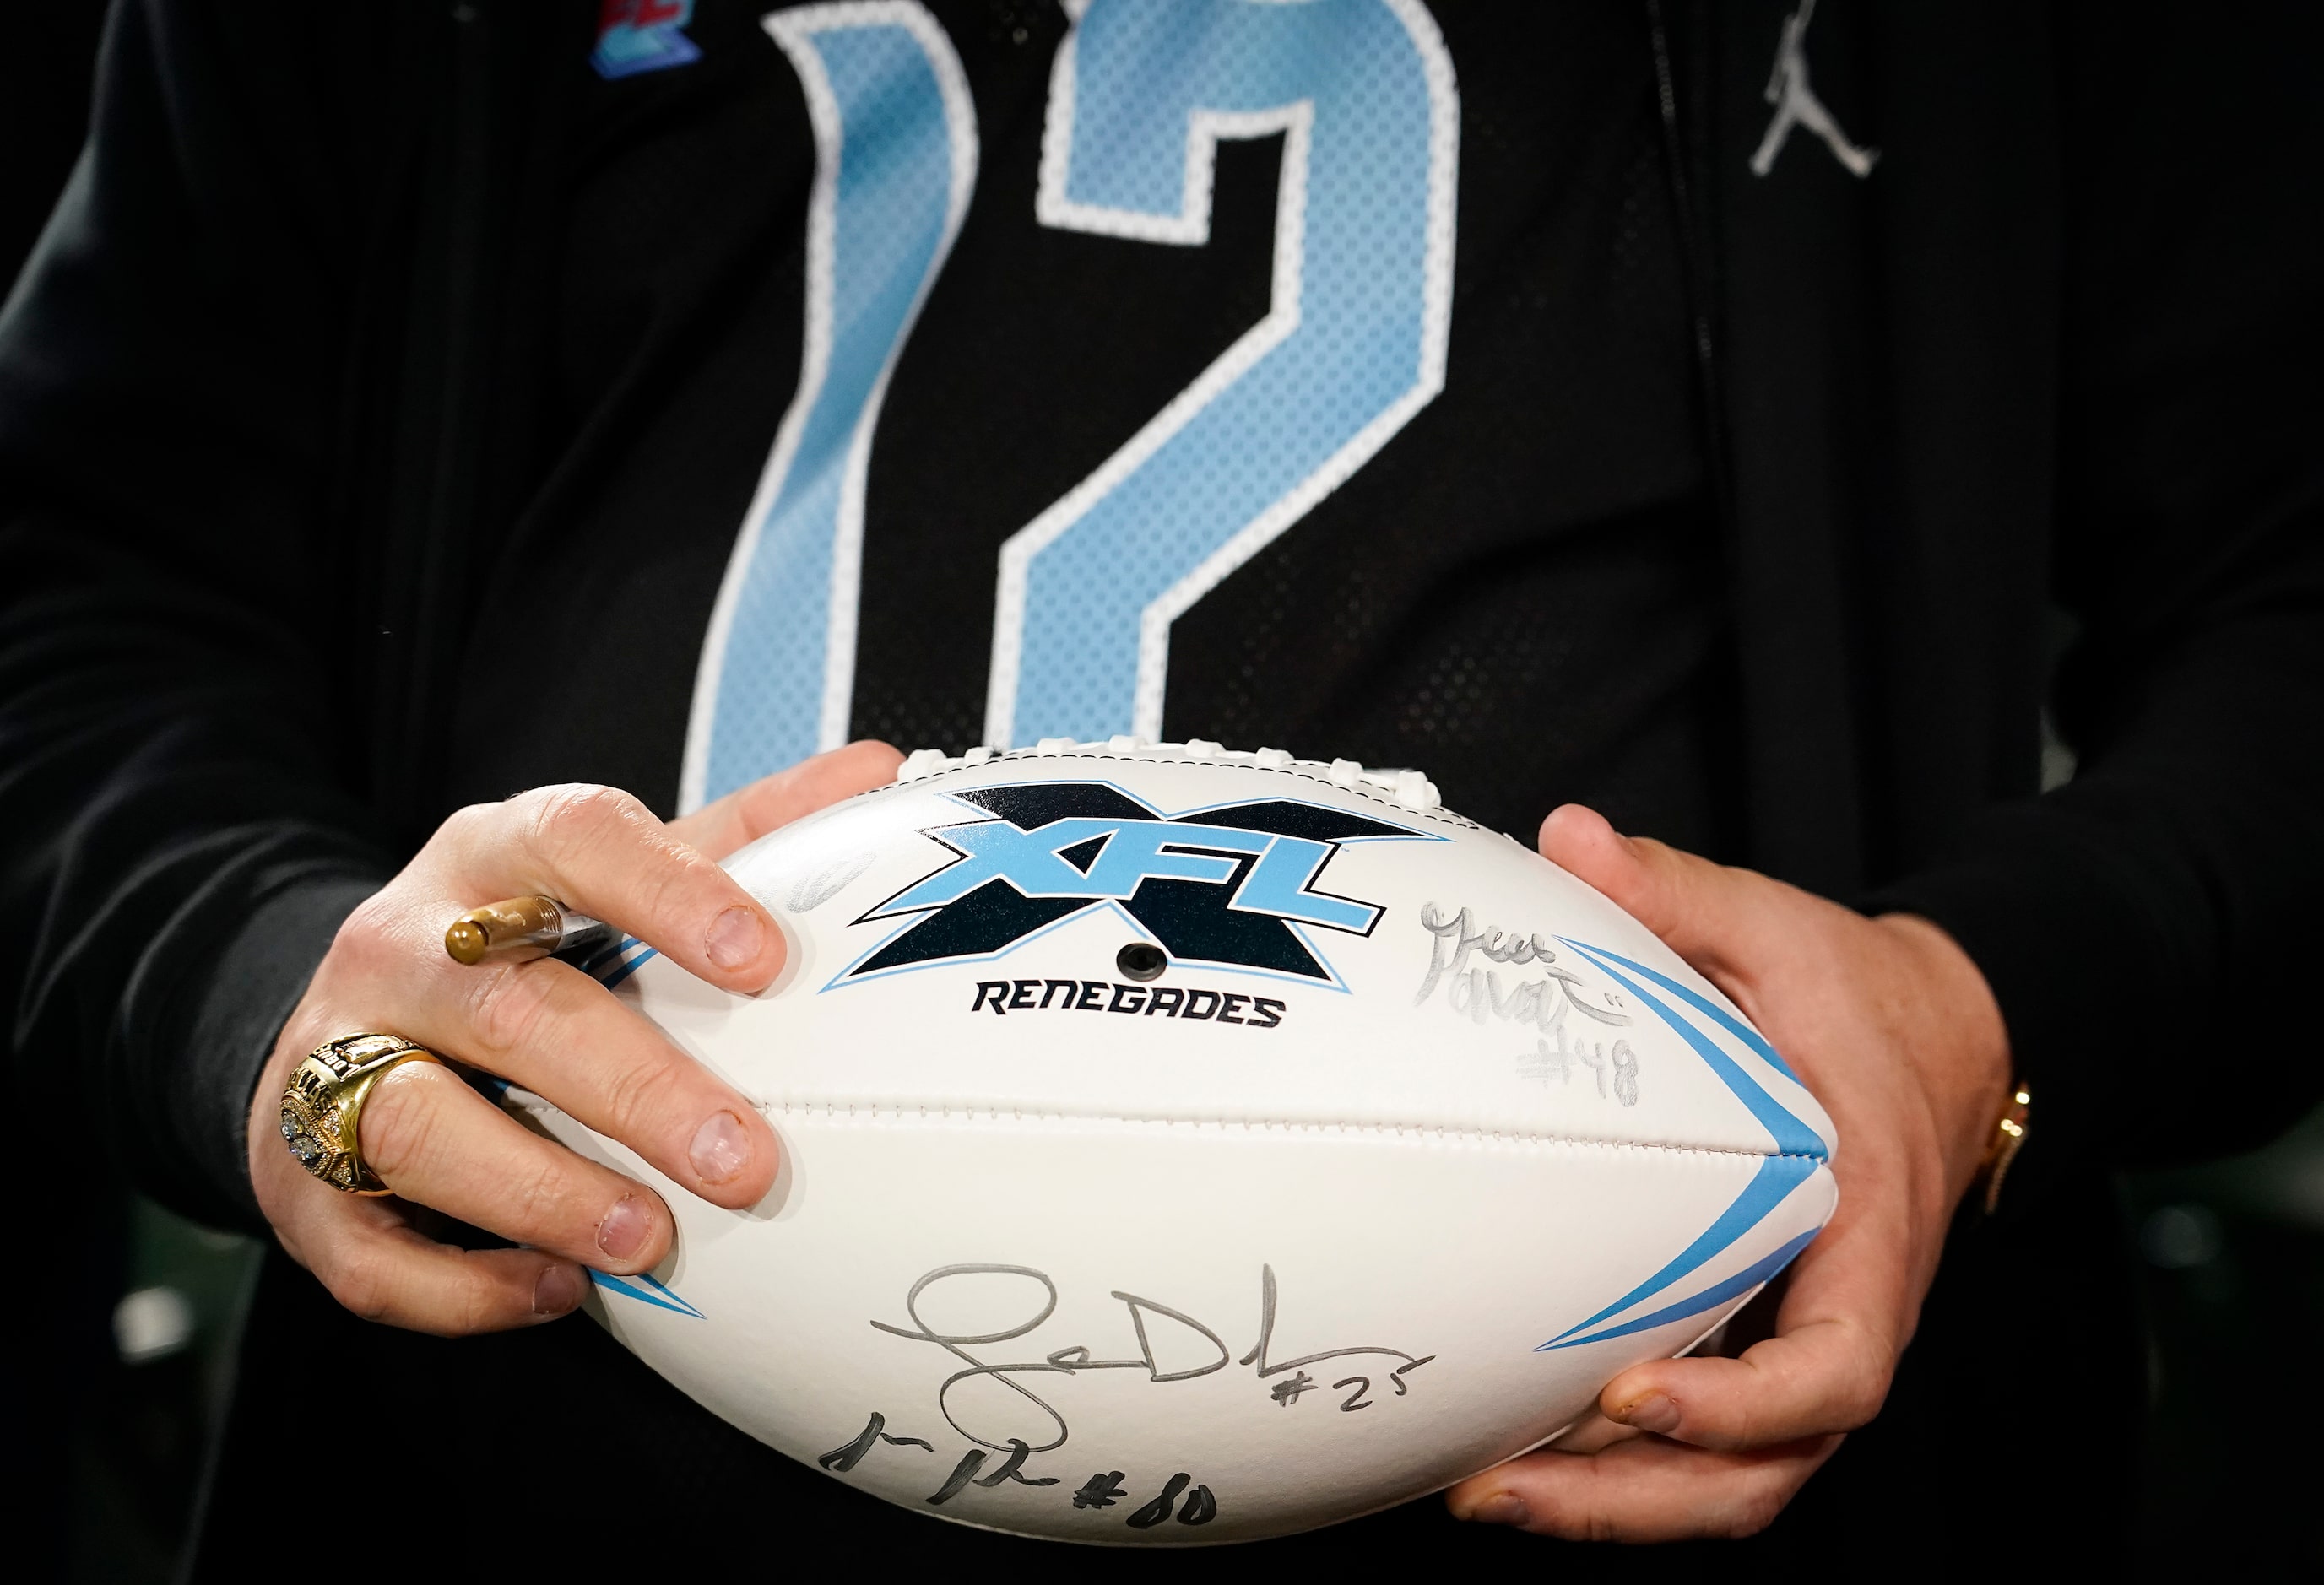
xmin=279 ymin=1033 xmax=441 ymax=1194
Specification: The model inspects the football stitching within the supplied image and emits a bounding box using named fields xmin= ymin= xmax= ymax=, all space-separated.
xmin=503 ymin=1090 xmax=1818 ymax=1161
xmin=891 ymin=749 xmax=1484 ymax=832
xmin=741 ymin=1097 xmax=1813 ymax=1161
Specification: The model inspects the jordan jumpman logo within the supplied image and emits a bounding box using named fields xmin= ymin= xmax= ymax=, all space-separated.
xmin=1749 ymin=0 xmax=1879 ymax=179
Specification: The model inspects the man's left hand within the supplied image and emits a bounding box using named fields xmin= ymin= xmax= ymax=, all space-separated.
xmin=1446 ymin=804 xmax=2013 ymax=1540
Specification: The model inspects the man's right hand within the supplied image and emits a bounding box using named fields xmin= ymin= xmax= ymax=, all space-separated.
xmin=245 ymin=741 xmax=902 ymax=1335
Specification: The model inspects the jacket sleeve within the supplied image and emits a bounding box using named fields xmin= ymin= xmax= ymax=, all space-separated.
xmin=1871 ymin=4 xmax=2324 ymax=1171
xmin=0 ymin=1 xmax=401 ymax=1230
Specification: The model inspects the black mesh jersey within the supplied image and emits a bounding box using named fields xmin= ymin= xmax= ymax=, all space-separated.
xmin=24 ymin=2 xmax=2324 ymax=1571
xmin=501 ymin=0 xmax=1721 ymax=849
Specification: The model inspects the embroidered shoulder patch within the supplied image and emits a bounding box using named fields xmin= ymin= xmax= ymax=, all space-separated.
xmin=593 ymin=0 xmax=701 ymax=80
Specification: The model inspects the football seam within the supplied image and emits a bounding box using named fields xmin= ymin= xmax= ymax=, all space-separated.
xmin=737 ymin=1098 xmax=1817 ymax=1161
xmin=891 ymin=749 xmax=1485 ymax=832
xmin=501 ymin=1091 xmax=1815 ymax=1162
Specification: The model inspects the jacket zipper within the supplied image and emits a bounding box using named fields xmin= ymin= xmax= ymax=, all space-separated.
xmin=1644 ymin=0 xmax=1733 ymax=527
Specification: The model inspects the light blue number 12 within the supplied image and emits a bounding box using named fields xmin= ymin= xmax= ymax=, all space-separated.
xmin=683 ymin=0 xmax=1458 ymax=809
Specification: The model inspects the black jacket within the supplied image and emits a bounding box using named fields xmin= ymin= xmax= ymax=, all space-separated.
xmin=3 ymin=0 xmax=2320 ymax=1571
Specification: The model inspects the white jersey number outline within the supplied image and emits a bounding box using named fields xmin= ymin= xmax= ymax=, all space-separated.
xmin=684 ymin=0 xmax=1457 ymax=808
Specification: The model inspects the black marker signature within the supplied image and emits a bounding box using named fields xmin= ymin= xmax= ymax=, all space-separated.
xmin=817 ymin=1409 xmax=934 ymax=1472
xmin=925 ymin=1438 xmax=1059 ymax=1506
xmin=869 ymin=1264 xmax=1230 ymax=1453
xmin=1238 ymin=1263 xmax=1434 ymax=1404
xmin=869 ymin=1263 xmax=1429 ymax=1457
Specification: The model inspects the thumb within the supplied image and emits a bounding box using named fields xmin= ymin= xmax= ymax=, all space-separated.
xmin=670 ymin=739 xmax=902 ymax=861
xmin=1537 ymin=803 xmax=1750 ymax=971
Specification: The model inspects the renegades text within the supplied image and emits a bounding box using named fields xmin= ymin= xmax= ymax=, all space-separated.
xmin=969 ymin=978 xmax=1285 ymax=1027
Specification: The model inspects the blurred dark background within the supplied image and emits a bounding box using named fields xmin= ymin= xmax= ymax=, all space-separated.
xmin=0 ymin=3 xmax=107 ymax=284
xmin=7 ymin=8 xmax=2319 ymax=1581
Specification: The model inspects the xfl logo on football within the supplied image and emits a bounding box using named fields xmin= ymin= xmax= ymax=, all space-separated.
xmin=843 ymin=782 xmax=1433 ymax=982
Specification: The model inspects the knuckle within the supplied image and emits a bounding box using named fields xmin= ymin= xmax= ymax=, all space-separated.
xmin=329 ymin=895 xmax=402 ymax=975
xmin=1840 ymin=1359 xmax=1893 ymax=1430
xmin=454 ymin=1262 xmax=521 ymax=1334
xmin=589 ymin=1051 xmax=671 ymax=1141
xmin=1821 ymin=1325 xmax=1896 ymax=1431
xmin=635 ymin=852 xmax=717 ymax=928
xmin=327 ymin=1247 xmax=398 ymax=1324
xmin=355 ymin=1068 xmax=442 ymax=1181
xmin=436 ymin=800 xmax=499 ymax=849
xmin=526 ymin=783 xmax=650 ymax=861
xmin=465 ymin=960 xmax=558 ymax=1061
xmin=501 ymin=1150 xmax=580 ymax=1239
xmin=1721 ymin=1482 xmax=1796 ymax=1539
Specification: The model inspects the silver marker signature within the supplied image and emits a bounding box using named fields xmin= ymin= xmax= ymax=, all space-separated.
xmin=1517 ymin=1028 xmax=1641 ymax=1106
xmin=784 ymin=849 xmax=875 ymax=913
xmin=1414 ymin=901 xmax=1632 ymax=1033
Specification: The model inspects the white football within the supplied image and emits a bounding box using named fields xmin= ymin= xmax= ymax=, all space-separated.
xmin=511 ymin=739 xmax=1836 ymax=1544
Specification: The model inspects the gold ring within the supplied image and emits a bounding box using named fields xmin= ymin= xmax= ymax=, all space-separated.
xmin=279 ymin=1034 xmax=441 ymax=1194
xmin=1976 ymin=1080 xmax=2033 ymax=1214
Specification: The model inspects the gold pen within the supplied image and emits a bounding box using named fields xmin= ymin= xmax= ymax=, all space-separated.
xmin=444 ymin=895 xmax=614 ymax=966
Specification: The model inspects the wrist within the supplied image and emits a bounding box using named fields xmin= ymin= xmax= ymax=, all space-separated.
xmin=1872 ymin=912 xmax=2015 ymax=1197
xmin=208 ymin=878 xmax=381 ymax=1220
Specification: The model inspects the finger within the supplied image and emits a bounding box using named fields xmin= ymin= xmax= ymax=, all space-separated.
xmin=1538 ymin=804 xmax=1761 ymax=968
xmin=1548 ymin=1405 xmax=1645 ymax=1455
xmin=1593 ymin=1315 xmax=1894 ymax=1452
xmin=355 ymin=1058 xmax=674 ymax=1273
xmin=436 ymin=784 xmax=783 ymax=992
xmin=1538 ymin=804 xmax=1879 ymax=1027
xmin=669 ymin=740 xmax=902 ymax=861
xmin=1594 ymin=1214 xmax=1904 ymax=1451
xmin=285 ymin=1193 xmax=588 ymax=1337
xmin=381 ymin=955 xmax=778 ymax=1208
xmin=1445 ymin=1431 xmax=1844 ymax=1542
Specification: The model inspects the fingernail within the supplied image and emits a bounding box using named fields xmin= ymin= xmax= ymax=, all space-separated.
xmin=706 ymin=906 xmax=766 ymax=971
xmin=1463 ymin=1494 xmax=1530 ymax=1528
xmin=597 ymin=1194 xmax=650 ymax=1261
xmin=534 ymin=1263 xmax=584 ymax=1317
xmin=1614 ymin=1393 xmax=1680 ymax=1434
xmin=690 ymin=1111 xmax=752 ymax=1185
